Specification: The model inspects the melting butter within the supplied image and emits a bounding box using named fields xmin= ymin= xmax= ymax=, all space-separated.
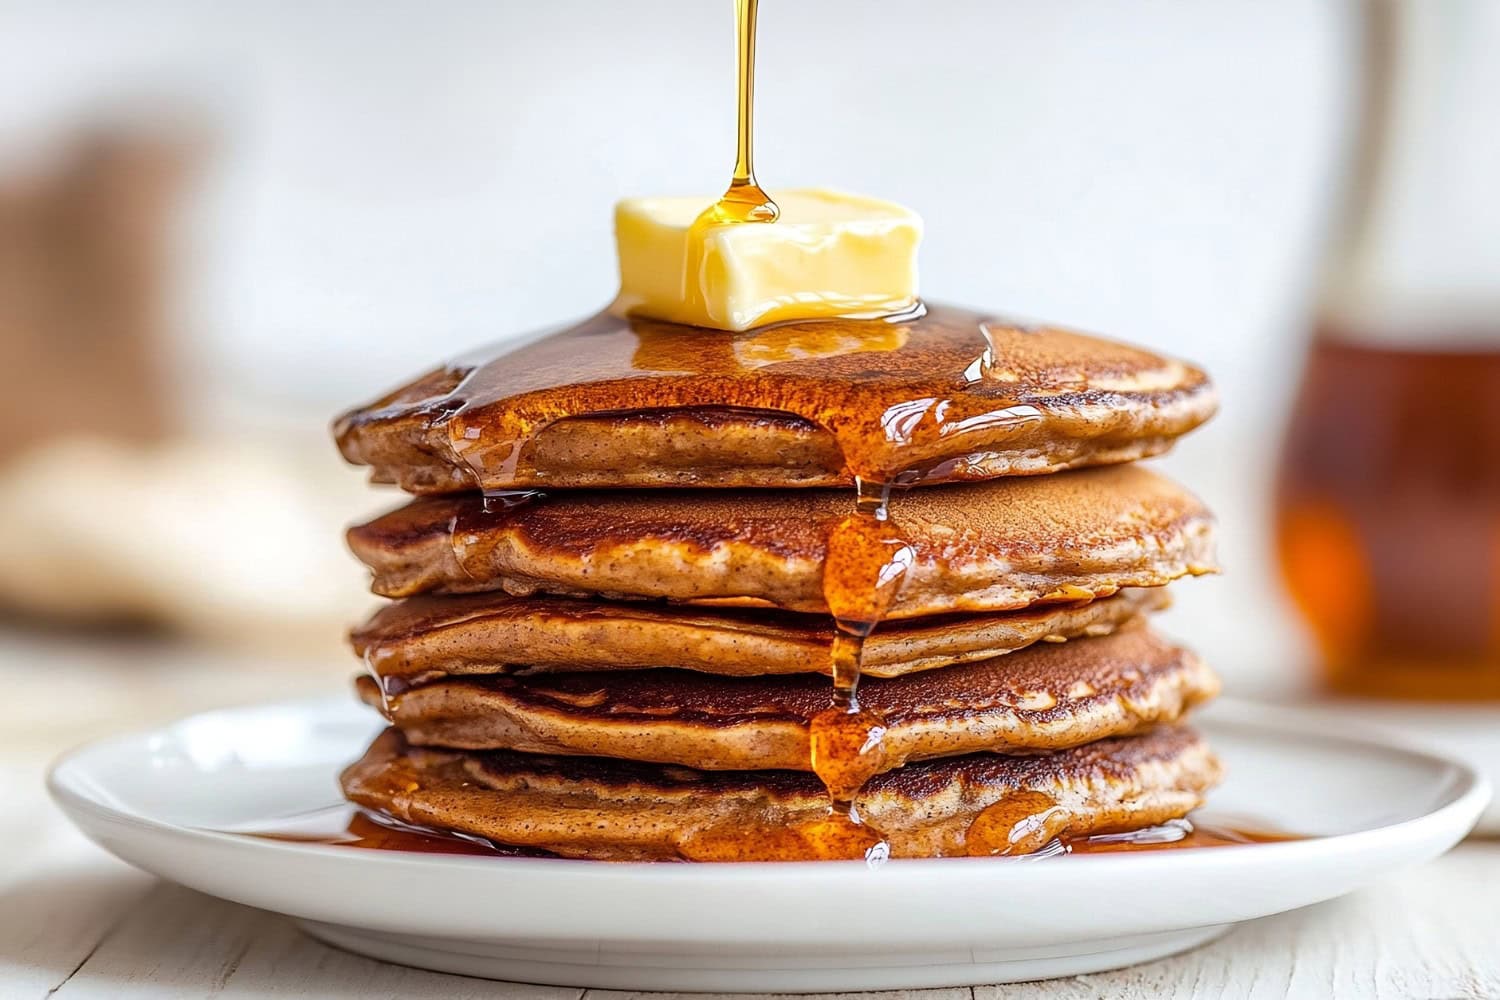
xmin=614 ymin=188 xmax=922 ymax=331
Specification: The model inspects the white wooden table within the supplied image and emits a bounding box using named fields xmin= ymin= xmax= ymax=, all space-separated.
xmin=3 ymin=629 xmax=1498 ymax=999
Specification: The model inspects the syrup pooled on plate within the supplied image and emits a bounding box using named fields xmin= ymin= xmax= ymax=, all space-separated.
xmin=232 ymin=808 xmax=1300 ymax=860
xmin=235 ymin=806 xmax=547 ymax=858
xmin=1064 ymin=817 xmax=1304 ymax=854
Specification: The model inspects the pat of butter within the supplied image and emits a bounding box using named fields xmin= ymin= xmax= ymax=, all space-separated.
xmin=614 ymin=188 xmax=922 ymax=331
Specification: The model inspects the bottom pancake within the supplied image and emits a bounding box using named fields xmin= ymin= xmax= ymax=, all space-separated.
xmin=340 ymin=725 xmax=1221 ymax=861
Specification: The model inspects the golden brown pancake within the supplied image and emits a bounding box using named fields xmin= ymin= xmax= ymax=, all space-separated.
xmin=355 ymin=624 xmax=1218 ymax=770
xmin=354 ymin=588 xmax=1168 ymax=683
xmin=341 ymin=725 xmax=1221 ymax=860
xmin=334 ymin=304 xmax=1216 ymax=492
xmin=347 ymin=464 xmax=1216 ymax=616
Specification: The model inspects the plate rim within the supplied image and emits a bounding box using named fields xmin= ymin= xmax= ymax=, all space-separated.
xmin=47 ymin=694 xmax=1492 ymax=880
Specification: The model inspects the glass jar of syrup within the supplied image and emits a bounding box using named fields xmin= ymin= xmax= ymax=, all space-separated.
xmin=1275 ymin=0 xmax=1500 ymax=700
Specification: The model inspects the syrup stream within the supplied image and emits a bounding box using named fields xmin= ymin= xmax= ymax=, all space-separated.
xmin=714 ymin=0 xmax=777 ymax=223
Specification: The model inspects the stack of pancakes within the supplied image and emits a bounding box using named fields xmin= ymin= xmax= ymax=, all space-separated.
xmin=334 ymin=304 xmax=1221 ymax=860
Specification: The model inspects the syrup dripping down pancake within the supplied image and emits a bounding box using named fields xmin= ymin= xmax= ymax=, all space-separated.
xmin=334 ymin=304 xmax=1216 ymax=491
xmin=354 ymin=588 xmax=1168 ymax=683
xmin=340 ymin=724 xmax=1221 ymax=861
xmin=357 ymin=623 xmax=1216 ymax=769
xmin=346 ymin=464 xmax=1216 ymax=616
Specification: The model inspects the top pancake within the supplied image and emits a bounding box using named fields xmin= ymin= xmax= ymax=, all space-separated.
xmin=347 ymin=463 xmax=1216 ymax=618
xmin=334 ymin=303 xmax=1216 ymax=491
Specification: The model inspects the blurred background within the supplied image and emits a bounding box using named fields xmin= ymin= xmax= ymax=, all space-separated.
xmin=0 ymin=1 xmax=1495 ymax=764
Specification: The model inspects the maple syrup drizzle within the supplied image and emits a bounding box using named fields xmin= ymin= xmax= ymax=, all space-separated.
xmin=702 ymin=0 xmax=777 ymax=225
xmin=234 ymin=808 xmax=1303 ymax=860
xmin=798 ymin=477 xmax=913 ymax=859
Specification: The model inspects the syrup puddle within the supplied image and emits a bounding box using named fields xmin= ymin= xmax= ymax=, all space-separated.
xmin=224 ymin=806 xmax=1305 ymax=861
xmin=219 ymin=805 xmax=543 ymax=858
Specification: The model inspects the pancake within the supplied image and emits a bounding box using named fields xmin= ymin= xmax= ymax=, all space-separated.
xmin=347 ymin=464 xmax=1215 ymax=615
xmin=341 ymin=724 xmax=1222 ymax=860
xmin=356 ymin=624 xmax=1218 ymax=770
xmin=334 ymin=303 xmax=1216 ymax=492
xmin=354 ymin=588 xmax=1169 ymax=683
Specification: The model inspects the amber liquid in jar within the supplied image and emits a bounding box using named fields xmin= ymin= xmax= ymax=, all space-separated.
xmin=1274 ymin=328 xmax=1500 ymax=699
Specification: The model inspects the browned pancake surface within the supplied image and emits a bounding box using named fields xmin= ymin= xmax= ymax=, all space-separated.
xmin=334 ymin=304 xmax=1216 ymax=491
xmin=341 ymin=725 xmax=1222 ymax=860
xmin=354 ymin=588 xmax=1168 ymax=681
xmin=358 ymin=624 xmax=1219 ymax=769
xmin=347 ymin=464 xmax=1216 ymax=615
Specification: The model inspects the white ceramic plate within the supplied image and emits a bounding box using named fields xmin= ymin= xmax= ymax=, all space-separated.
xmin=1283 ymin=696 xmax=1500 ymax=835
xmin=49 ymin=696 xmax=1488 ymax=992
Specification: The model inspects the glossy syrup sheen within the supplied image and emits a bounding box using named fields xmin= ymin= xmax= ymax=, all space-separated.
xmin=801 ymin=480 xmax=911 ymax=855
xmin=424 ymin=304 xmax=1077 ymax=488
xmin=237 ymin=807 xmax=1301 ymax=860
xmin=1065 ymin=818 xmax=1303 ymax=853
